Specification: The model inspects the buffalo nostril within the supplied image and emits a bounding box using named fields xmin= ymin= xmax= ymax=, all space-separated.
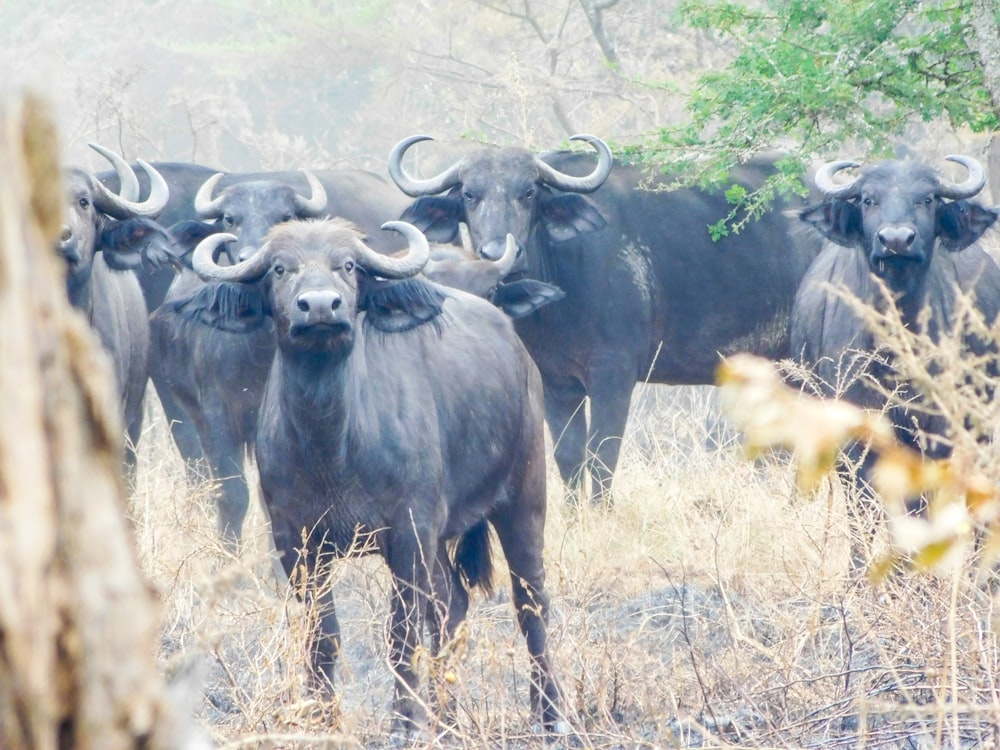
xmin=877 ymin=226 xmax=915 ymax=252
xmin=480 ymin=239 xmax=510 ymax=262
xmin=297 ymin=290 xmax=341 ymax=314
xmin=60 ymin=226 xmax=72 ymax=242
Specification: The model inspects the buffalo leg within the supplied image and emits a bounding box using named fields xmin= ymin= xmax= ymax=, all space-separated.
xmin=542 ymin=376 xmax=588 ymax=504
xmin=122 ymin=391 xmax=145 ymax=488
xmin=386 ymin=528 xmax=437 ymax=739
xmin=585 ymin=365 xmax=635 ymax=508
xmin=425 ymin=545 xmax=470 ymax=729
xmin=489 ymin=498 xmax=566 ymax=733
xmin=307 ymin=583 xmax=341 ymax=694
xmin=193 ymin=414 xmax=250 ymax=545
xmin=839 ymin=440 xmax=899 ymax=571
xmin=275 ymin=532 xmax=342 ymax=694
xmin=150 ymin=373 xmax=204 ymax=465
xmin=147 ymin=325 xmax=205 ymax=467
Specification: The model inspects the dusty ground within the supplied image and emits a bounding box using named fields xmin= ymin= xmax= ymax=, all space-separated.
xmin=129 ymin=383 xmax=1000 ymax=749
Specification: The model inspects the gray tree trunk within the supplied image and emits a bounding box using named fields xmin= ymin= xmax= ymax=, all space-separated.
xmin=970 ymin=0 xmax=1000 ymax=121
xmin=0 ymin=92 xmax=206 ymax=750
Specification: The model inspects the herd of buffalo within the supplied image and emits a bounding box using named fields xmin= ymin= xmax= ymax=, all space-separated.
xmin=59 ymin=135 xmax=1000 ymax=736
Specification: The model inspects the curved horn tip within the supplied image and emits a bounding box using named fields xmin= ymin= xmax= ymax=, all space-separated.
xmin=294 ymin=169 xmax=327 ymax=216
xmin=192 ymin=232 xmax=237 ymax=264
xmin=381 ymin=220 xmax=413 ymax=233
xmin=938 ymin=154 xmax=986 ymax=199
xmin=400 ymin=134 xmax=435 ymax=145
xmin=194 ymin=172 xmax=227 ymax=216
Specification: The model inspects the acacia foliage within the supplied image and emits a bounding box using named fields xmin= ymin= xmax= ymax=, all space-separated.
xmin=633 ymin=0 xmax=1000 ymax=236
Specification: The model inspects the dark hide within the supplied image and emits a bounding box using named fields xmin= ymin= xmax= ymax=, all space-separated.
xmin=150 ymin=174 xmax=538 ymax=545
xmin=100 ymin=217 xmax=176 ymax=272
xmin=59 ymin=168 xmax=161 ymax=477
xmin=359 ymin=276 xmax=447 ymax=333
xmin=792 ymin=158 xmax=1000 ymax=565
xmin=145 ymin=168 xmax=410 ymax=543
xmin=164 ymin=220 xmax=218 ymax=268
xmin=163 ymin=281 xmax=270 ymax=333
xmin=100 ymin=163 xmax=412 ymax=311
xmin=493 ymin=279 xmax=566 ymax=319
xmin=395 ymin=143 xmax=824 ymax=507
xmin=210 ymin=220 xmax=564 ymax=737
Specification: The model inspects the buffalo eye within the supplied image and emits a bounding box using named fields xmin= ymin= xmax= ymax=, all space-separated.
xmin=923 ymin=196 xmax=934 ymax=206
xmin=523 ymin=187 xmax=535 ymax=200
xmin=222 ymin=214 xmax=235 ymax=228
xmin=343 ymin=260 xmax=354 ymax=273
xmin=273 ymin=263 xmax=285 ymax=277
xmin=463 ymin=190 xmax=478 ymax=205
xmin=862 ymin=197 xmax=875 ymax=208
xmin=78 ymin=196 xmax=90 ymax=209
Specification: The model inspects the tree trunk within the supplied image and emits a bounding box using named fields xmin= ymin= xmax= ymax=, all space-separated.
xmin=970 ymin=0 xmax=1000 ymax=122
xmin=0 ymin=92 xmax=205 ymax=750
xmin=970 ymin=0 xmax=1000 ymax=203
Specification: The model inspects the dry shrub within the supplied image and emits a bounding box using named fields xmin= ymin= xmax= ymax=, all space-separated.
xmin=127 ymin=315 xmax=1000 ymax=748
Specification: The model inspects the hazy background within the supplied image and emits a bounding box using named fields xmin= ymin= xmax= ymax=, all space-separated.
xmin=1 ymin=0 xmax=728 ymax=175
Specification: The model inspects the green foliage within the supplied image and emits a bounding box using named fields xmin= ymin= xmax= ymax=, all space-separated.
xmin=639 ymin=0 xmax=999 ymax=232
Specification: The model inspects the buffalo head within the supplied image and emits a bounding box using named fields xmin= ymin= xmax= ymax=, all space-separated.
xmin=802 ymin=155 xmax=997 ymax=295
xmin=60 ymin=144 xmax=171 ymax=306
xmin=389 ymin=134 xmax=612 ymax=274
xmin=191 ymin=219 xmax=432 ymax=355
xmin=193 ymin=170 xmax=328 ymax=263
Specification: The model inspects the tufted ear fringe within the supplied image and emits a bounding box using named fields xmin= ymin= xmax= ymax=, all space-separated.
xmin=360 ymin=276 xmax=446 ymax=333
xmin=161 ymin=281 xmax=269 ymax=333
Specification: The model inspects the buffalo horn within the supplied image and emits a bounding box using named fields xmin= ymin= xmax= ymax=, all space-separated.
xmin=387 ymin=135 xmax=464 ymax=197
xmin=814 ymin=160 xmax=862 ymax=199
xmin=937 ymin=155 xmax=986 ymax=200
xmin=493 ymin=233 xmax=517 ymax=277
xmin=89 ymin=142 xmax=139 ymax=201
xmin=293 ymin=169 xmax=328 ymax=216
xmin=92 ymin=158 xmax=170 ymax=219
xmin=194 ymin=173 xmax=227 ymax=218
xmin=192 ymin=232 xmax=272 ymax=283
xmin=356 ymin=221 xmax=430 ymax=279
xmin=534 ymin=134 xmax=613 ymax=194
xmin=458 ymin=222 xmax=473 ymax=254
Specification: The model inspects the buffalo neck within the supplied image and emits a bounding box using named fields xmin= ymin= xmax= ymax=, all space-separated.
xmin=274 ymin=343 xmax=357 ymax=446
xmin=866 ymin=251 xmax=934 ymax=333
xmin=66 ymin=268 xmax=94 ymax=321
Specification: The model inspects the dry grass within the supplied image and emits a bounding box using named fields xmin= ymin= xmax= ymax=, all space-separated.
xmin=127 ymin=384 xmax=1000 ymax=749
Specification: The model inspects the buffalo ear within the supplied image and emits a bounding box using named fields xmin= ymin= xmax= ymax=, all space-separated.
xmin=539 ymin=193 xmax=607 ymax=243
xmin=937 ymin=200 xmax=999 ymax=252
xmin=400 ymin=196 xmax=461 ymax=244
xmin=99 ymin=218 xmax=172 ymax=271
xmin=360 ymin=277 xmax=446 ymax=332
xmin=492 ymin=279 xmax=565 ymax=318
xmin=160 ymin=281 xmax=270 ymax=333
xmin=799 ymin=199 xmax=863 ymax=247
xmin=168 ymin=220 xmax=220 ymax=269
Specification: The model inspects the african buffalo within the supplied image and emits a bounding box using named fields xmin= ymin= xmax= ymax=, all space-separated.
xmin=62 ymin=144 xmax=172 ymax=474
xmin=390 ymin=135 xmax=824 ymax=506
xmin=98 ymin=162 xmax=411 ymax=311
xmin=147 ymin=166 xmax=412 ymax=542
xmin=189 ymin=219 xmax=565 ymax=738
xmin=792 ymin=155 xmax=1000 ymax=558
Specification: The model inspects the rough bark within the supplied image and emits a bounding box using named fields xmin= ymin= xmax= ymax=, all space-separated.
xmin=0 ymin=92 xmax=206 ymax=750
xmin=970 ymin=0 xmax=1000 ymax=122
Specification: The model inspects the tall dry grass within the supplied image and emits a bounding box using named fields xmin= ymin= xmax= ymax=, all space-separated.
xmin=126 ymin=375 xmax=1000 ymax=748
